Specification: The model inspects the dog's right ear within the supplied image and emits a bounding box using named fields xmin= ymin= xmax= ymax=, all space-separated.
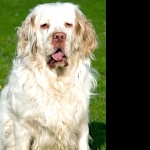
xmin=17 ymin=14 xmax=37 ymax=57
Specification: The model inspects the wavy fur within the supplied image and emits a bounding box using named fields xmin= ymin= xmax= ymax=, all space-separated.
xmin=0 ymin=2 xmax=98 ymax=150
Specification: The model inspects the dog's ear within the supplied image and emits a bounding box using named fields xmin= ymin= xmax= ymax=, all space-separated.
xmin=75 ymin=10 xmax=98 ymax=56
xmin=17 ymin=14 xmax=37 ymax=57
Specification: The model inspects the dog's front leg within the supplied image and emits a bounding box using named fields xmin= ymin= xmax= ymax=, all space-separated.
xmin=13 ymin=121 xmax=31 ymax=150
xmin=0 ymin=119 xmax=31 ymax=150
xmin=78 ymin=123 xmax=90 ymax=150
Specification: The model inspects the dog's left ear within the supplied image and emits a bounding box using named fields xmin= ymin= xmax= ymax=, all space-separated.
xmin=75 ymin=10 xmax=98 ymax=56
xmin=17 ymin=14 xmax=37 ymax=57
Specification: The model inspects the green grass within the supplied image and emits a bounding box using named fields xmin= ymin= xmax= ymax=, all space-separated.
xmin=0 ymin=0 xmax=106 ymax=149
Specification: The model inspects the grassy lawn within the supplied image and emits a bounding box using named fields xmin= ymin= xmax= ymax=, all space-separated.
xmin=0 ymin=0 xmax=106 ymax=149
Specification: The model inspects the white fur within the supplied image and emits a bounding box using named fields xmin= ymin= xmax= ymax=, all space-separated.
xmin=0 ymin=2 xmax=98 ymax=150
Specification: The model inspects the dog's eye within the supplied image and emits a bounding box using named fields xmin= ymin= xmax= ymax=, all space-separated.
xmin=65 ymin=22 xmax=73 ymax=28
xmin=40 ymin=23 xmax=49 ymax=29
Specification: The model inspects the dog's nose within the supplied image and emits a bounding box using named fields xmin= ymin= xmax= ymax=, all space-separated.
xmin=53 ymin=32 xmax=66 ymax=41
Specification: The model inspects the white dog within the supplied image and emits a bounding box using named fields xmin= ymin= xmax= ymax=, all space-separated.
xmin=0 ymin=2 xmax=98 ymax=150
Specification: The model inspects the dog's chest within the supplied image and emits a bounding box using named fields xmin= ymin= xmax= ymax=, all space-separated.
xmin=39 ymin=82 xmax=88 ymax=126
xmin=21 ymin=75 xmax=85 ymax=119
xmin=28 ymin=82 xmax=88 ymax=148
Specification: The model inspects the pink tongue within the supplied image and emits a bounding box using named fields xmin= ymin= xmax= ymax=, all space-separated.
xmin=51 ymin=51 xmax=64 ymax=61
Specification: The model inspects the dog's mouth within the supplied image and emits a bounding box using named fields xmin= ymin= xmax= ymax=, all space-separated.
xmin=47 ymin=48 xmax=68 ymax=69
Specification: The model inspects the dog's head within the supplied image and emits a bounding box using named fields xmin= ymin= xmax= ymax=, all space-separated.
xmin=17 ymin=2 xmax=98 ymax=69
